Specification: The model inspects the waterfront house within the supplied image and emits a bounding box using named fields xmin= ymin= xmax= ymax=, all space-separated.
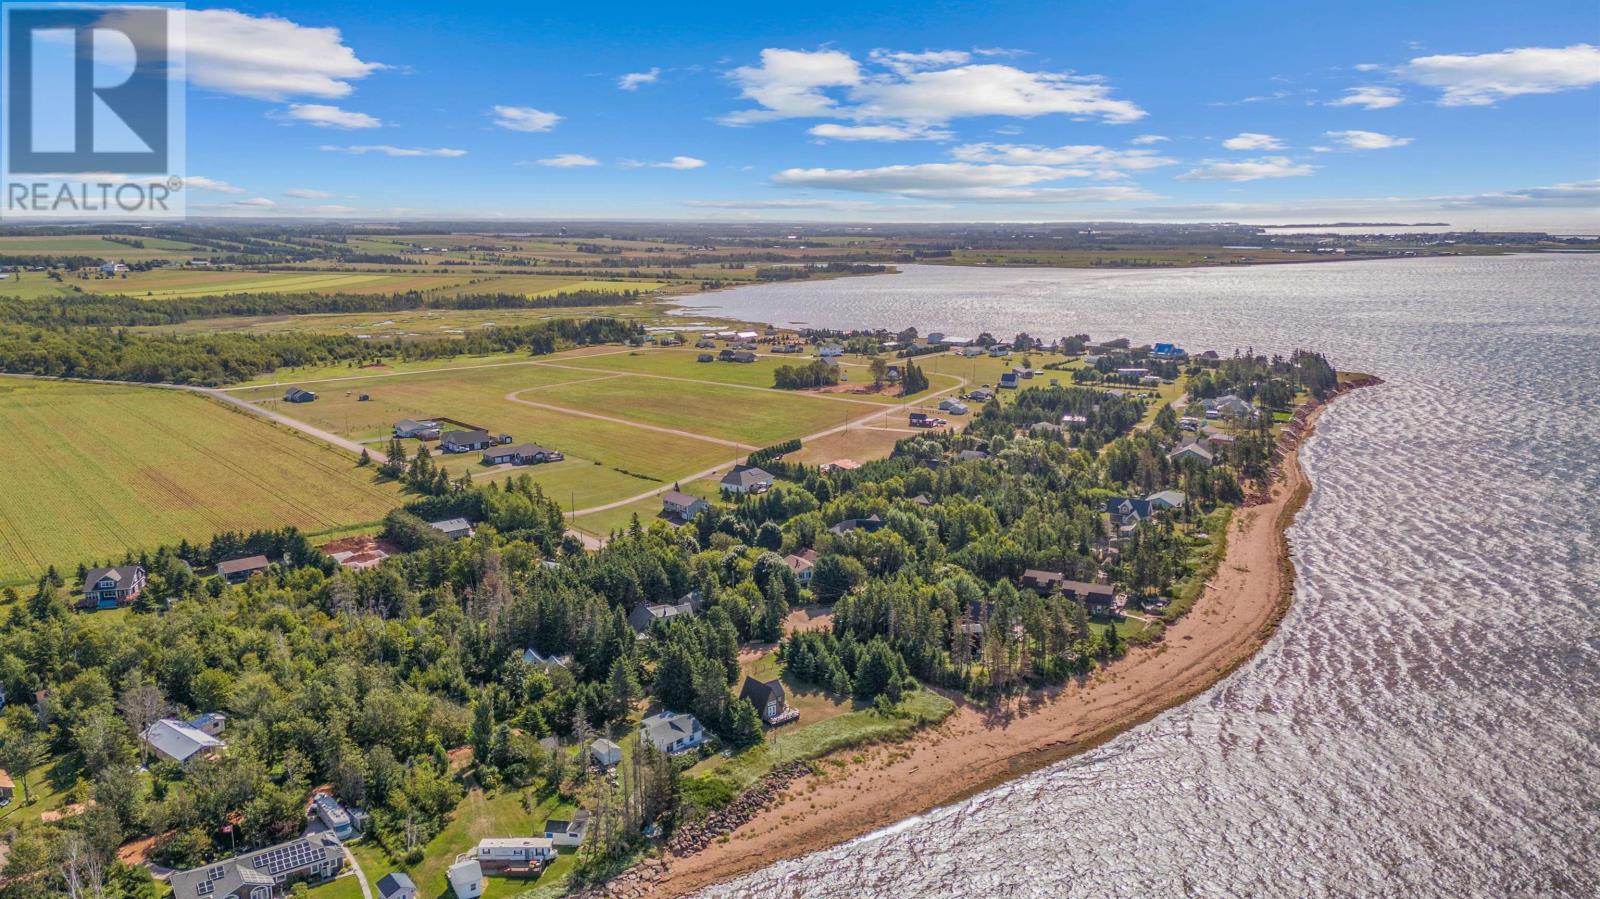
xmin=720 ymin=464 xmax=774 ymax=494
xmin=376 ymin=872 xmax=417 ymax=899
xmin=473 ymin=836 xmax=556 ymax=869
xmin=1107 ymin=497 xmax=1154 ymax=533
xmin=641 ymin=710 xmax=704 ymax=754
xmin=740 ymin=677 xmax=799 ymax=725
xmin=440 ymin=429 xmax=493 ymax=453
xmin=428 ymin=518 xmax=475 ymax=540
xmin=1060 ymin=580 xmax=1119 ymax=615
xmin=283 ymin=387 xmax=317 ymax=403
xmin=590 ymin=738 xmax=622 ymax=768
xmin=1152 ymin=342 xmax=1187 ymax=359
xmin=168 ymin=833 xmax=343 ymax=899
xmin=1204 ymin=395 xmax=1255 ymax=419
xmin=217 ymin=555 xmax=270 ymax=583
xmin=81 ymin=565 xmax=146 ymax=609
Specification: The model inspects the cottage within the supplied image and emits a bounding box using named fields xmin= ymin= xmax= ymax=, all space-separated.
xmin=967 ymin=387 xmax=994 ymax=402
xmin=429 ymin=518 xmax=475 ymax=540
xmin=376 ymin=872 xmax=418 ymax=899
xmin=217 ymin=554 xmax=270 ymax=583
xmin=473 ymin=837 xmax=556 ymax=868
xmin=393 ymin=419 xmax=441 ymax=439
xmin=640 ymin=710 xmax=704 ymax=754
xmin=81 ymin=565 xmax=146 ymax=610
xmin=283 ymin=387 xmax=317 ymax=403
xmin=1060 ymin=580 xmax=1119 ymax=615
xmin=1205 ymin=433 xmax=1237 ymax=450
xmin=697 ymin=353 xmax=715 ymax=363
xmin=1021 ymin=569 xmax=1066 ymax=594
xmin=988 ymin=344 xmax=1010 ymax=357
xmin=718 ymin=349 xmax=757 ymax=363
xmin=312 ymin=792 xmax=355 ymax=838
xmin=661 ymin=490 xmax=712 ymax=521
xmin=142 ymin=716 xmax=226 ymax=764
xmin=740 ymin=677 xmax=799 ymax=725
xmin=1204 ymin=395 xmax=1255 ymax=419
xmin=521 ymin=648 xmax=572 ymax=669
xmin=482 ymin=443 xmax=563 ymax=466
xmin=447 ymin=859 xmax=484 ymax=899
xmin=168 ymin=833 xmax=343 ymax=899
xmin=1168 ymin=443 xmax=1215 ymax=467
xmin=542 ymin=810 xmax=591 ymax=848
xmin=720 ymin=464 xmax=774 ymax=494
xmin=440 ymin=429 xmax=493 ymax=453
xmin=998 ymin=372 xmax=1019 ymax=390
xmin=628 ymin=599 xmax=696 ymax=634
xmin=590 ymin=738 xmax=622 ymax=768
xmin=783 ymin=549 xmax=816 ymax=585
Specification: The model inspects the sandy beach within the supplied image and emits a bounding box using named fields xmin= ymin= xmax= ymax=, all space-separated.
xmin=626 ymin=400 xmax=1340 ymax=898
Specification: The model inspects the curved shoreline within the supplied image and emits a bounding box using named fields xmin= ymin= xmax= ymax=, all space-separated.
xmin=618 ymin=384 xmax=1369 ymax=899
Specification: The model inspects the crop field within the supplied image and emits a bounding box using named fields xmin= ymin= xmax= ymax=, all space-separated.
xmin=77 ymin=269 xmax=478 ymax=298
xmin=0 ymin=235 xmax=208 ymax=260
xmin=0 ymin=378 xmax=401 ymax=585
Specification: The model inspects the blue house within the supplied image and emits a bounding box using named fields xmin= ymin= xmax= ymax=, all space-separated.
xmin=998 ymin=372 xmax=1019 ymax=389
xmin=1151 ymin=342 xmax=1187 ymax=359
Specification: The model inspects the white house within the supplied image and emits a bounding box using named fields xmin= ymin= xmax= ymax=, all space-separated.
xmin=142 ymin=717 xmax=225 ymax=764
xmin=1146 ymin=490 xmax=1187 ymax=510
xmin=720 ymin=464 xmax=774 ymax=495
xmin=542 ymin=810 xmax=590 ymax=848
xmin=473 ymin=837 xmax=556 ymax=866
xmin=640 ymin=710 xmax=704 ymax=754
xmin=429 ymin=518 xmax=474 ymax=540
xmin=447 ymin=859 xmax=483 ymax=899
xmin=590 ymin=738 xmax=622 ymax=768
xmin=521 ymin=648 xmax=572 ymax=669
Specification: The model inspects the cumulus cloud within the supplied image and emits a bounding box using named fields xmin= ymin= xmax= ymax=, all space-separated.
xmin=491 ymin=106 xmax=562 ymax=132
xmin=771 ymin=162 xmax=1158 ymax=202
xmin=621 ymin=156 xmax=707 ymax=170
xmin=1328 ymin=86 xmax=1404 ymax=109
xmin=1176 ymin=157 xmax=1314 ymax=181
xmin=618 ymin=68 xmax=661 ymax=90
xmin=1222 ymin=132 xmax=1284 ymax=151
xmin=1401 ymin=44 xmax=1600 ymax=106
xmin=284 ymin=188 xmax=334 ymax=198
xmin=1131 ymin=134 xmax=1169 ymax=145
xmin=950 ymin=142 xmax=1175 ymax=175
xmin=808 ymin=123 xmax=952 ymax=141
xmin=103 ymin=8 xmax=384 ymax=100
xmin=321 ymin=145 xmax=466 ymax=157
xmin=282 ymin=104 xmax=381 ymax=128
xmin=720 ymin=47 xmax=1144 ymax=127
xmin=1324 ymin=130 xmax=1413 ymax=150
xmin=234 ymin=197 xmax=276 ymax=207
xmin=1432 ymin=178 xmax=1600 ymax=208
xmin=532 ymin=154 xmax=601 ymax=167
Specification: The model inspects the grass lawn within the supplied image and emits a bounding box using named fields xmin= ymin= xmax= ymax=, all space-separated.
xmin=532 ymin=376 xmax=865 ymax=447
xmin=0 ymin=757 xmax=79 ymax=828
xmin=307 ymin=873 xmax=367 ymax=899
xmin=571 ymin=476 xmax=725 ymax=539
xmin=225 ymin=352 xmax=541 ymax=388
xmin=0 ymin=234 xmax=207 ymax=261
xmin=689 ymin=685 xmax=955 ymax=789
xmin=77 ymin=269 xmax=478 ymax=299
xmin=351 ymin=785 xmax=576 ymax=899
xmin=0 ymin=379 xmax=401 ymax=586
xmin=784 ymin=427 xmax=910 ymax=467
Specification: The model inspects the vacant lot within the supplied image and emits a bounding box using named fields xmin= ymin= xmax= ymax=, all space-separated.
xmin=0 ymin=379 xmax=401 ymax=585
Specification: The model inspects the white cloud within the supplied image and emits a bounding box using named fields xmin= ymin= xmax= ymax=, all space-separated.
xmin=621 ymin=156 xmax=707 ymax=170
xmin=1352 ymin=63 xmax=1384 ymax=72
xmin=1401 ymin=44 xmax=1600 ymax=106
xmin=184 ymin=176 xmax=244 ymax=194
xmin=282 ymin=104 xmax=381 ymax=128
xmin=532 ymin=154 xmax=601 ymax=167
xmin=720 ymin=48 xmax=1144 ymax=127
xmin=684 ymin=199 xmax=882 ymax=210
xmin=284 ymin=188 xmax=333 ymax=198
xmin=104 ymin=9 xmax=384 ymax=100
xmin=491 ymin=106 xmax=562 ymax=132
xmin=1131 ymin=134 xmax=1169 ymax=145
xmin=1176 ymin=157 xmax=1314 ymax=182
xmin=234 ymin=197 xmax=276 ymax=208
xmin=618 ymin=68 xmax=661 ymax=90
xmin=1328 ymin=86 xmax=1404 ymax=109
xmin=1222 ymin=132 xmax=1284 ymax=150
xmin=321 ymin=145 xmax=467 ymax=157
xmin=721 ymin=49 xmax=863 ymax=125
xmin=950 ymin=142 xmax=1175 ymax=172
xmin=1324 ymin=130 xmax=1413 ymax=150
xmin=771 ymin=162 xmax=1158 ymax=202
xmin=808 ymin=123 xmax=951 ymax=141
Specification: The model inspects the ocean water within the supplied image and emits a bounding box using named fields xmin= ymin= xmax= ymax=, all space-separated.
xmin=680 ymin=255 xmax=1600 ymax=898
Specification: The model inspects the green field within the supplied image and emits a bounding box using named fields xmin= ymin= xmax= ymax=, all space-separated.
xmin=0 ymin=235 xmax=208 ymax=260
xmin=0 ymin=379 xmax=401 ymax=585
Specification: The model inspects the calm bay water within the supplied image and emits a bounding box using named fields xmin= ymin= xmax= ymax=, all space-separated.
xmin=681 ymin=255 xmax=1600 ymax=898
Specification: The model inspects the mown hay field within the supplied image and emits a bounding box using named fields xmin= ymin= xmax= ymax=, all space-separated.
xmin=0 ymin=379 xmax=402 ymax=585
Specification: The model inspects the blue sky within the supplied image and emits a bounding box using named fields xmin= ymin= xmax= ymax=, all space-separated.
xmin=160 ymin=0 xmax=1599 ymax=227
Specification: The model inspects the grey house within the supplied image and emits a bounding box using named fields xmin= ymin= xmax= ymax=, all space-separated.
xmin=168 ymin=833 xmax=344 ymax=899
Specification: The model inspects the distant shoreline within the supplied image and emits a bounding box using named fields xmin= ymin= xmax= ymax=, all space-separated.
xmin=615 ymin=378 xmax=1381 ymax=899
